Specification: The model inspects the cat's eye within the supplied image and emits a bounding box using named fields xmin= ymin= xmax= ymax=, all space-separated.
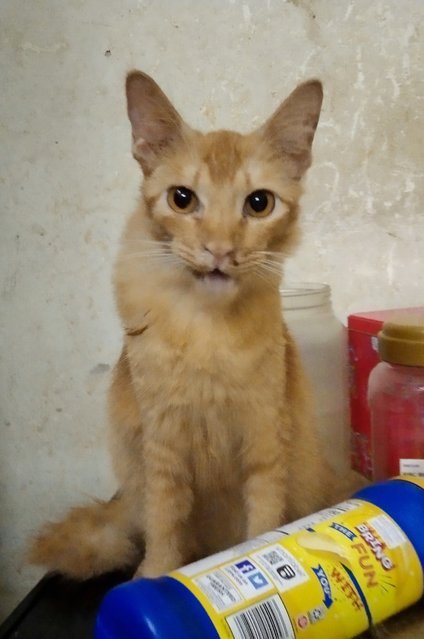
xmin=244 ymin=190 xmax=275 ymax=218
xmin=167 ymin=186 xmax=198 ymax=214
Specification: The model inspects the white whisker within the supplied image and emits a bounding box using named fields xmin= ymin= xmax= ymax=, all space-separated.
xmin=257 ymin=264 xmax=283 ymax=277
xmin=255 ymin=250 xmax=285 ymax=258
xmin=260 ymin=259 xmax=283 ymax=270
xmin=250 ymin=267 xmax=275 ymax=287
xmin=118 ymin=251 xmax=176 ymax=261
xmin=122 ymin=238 xmax=172 ymax=247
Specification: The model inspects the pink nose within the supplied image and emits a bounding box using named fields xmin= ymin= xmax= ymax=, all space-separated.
xmin=203 ymin=243 xmax=235 ymax=262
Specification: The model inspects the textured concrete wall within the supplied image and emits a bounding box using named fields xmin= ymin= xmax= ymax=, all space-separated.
xmin=1 ymin=0 xmax=423 ymax=617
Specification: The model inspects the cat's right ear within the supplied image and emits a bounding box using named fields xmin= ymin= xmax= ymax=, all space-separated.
xmin=126 ymin=71 xmax=184 ymax=174
xmin=259 ymin=79 xmax=323 ymax=180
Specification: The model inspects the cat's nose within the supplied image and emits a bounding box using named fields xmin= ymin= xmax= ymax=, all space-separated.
xmin=203 ymin=243 xmax=235 ymax=265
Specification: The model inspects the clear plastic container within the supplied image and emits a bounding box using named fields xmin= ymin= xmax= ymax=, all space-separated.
xmin=281 ymin=283 xmax=350 ymax=474
xmin=368 ymin=314 xmax=424 ymax=481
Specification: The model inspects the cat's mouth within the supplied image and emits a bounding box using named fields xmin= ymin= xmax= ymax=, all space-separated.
xmin=195 ymin=268 xmax=231 ymax=282
xmin=194 ymin=268 xmax=231 ymax=282
xmin=191 ymin=267 xmax=236 ymax=293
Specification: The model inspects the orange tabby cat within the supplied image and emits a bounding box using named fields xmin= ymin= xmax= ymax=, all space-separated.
xmin=29 ymin=71 xmax=340 ymax=580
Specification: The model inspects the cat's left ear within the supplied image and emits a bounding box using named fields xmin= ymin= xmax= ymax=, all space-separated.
xmin=126 ymin=70 xmax=185 ymax=174
xmin=259 ymin=80 xmax=323 ymax=179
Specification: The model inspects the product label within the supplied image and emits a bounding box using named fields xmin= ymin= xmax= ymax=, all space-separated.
xmin=170 ymin=500 xmax=423 ymax=639
xmin=400 ymin=459 xmax=424 ymax=477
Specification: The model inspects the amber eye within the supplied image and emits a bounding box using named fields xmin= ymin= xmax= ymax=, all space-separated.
xmin=167 ymin=186 xmax=198 ymax=214
xmin=244 ymin=190 xmax=275 ymax=218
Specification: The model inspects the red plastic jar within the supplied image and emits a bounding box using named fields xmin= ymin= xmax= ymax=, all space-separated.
xmin=368 ymin=314 xmax=424 ymax=480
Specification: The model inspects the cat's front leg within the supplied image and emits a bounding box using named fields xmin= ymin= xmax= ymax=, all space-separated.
xmin=134 ymin=433 xmax=194 ymax=578
xmin=243 ymin=412 xmax=290 ymax=540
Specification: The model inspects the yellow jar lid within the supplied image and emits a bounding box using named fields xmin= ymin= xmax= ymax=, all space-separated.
xmin=378 ymin=313 xmax=424 ymax=366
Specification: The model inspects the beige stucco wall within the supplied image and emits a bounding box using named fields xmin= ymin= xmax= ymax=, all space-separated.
xmin=1 ymin=0 xmax=423 ymax=618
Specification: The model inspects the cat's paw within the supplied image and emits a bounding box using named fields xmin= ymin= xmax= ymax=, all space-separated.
xmin=133 ymin=550 xmax=184 ymax=579
xmin=133 ymin=559 xmax=164 ymax=579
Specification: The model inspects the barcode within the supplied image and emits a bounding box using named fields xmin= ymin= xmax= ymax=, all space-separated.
xmin=227 ymin=595 xmax=294 ymax=639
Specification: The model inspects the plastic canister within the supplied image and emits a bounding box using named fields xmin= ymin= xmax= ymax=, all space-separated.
xmin=281 ymin=283 xmax=350 ymax=474
xmin=95 ymin=477 xmax=424 ymax=639
xmin=368 ymin=313 xmax=424 ymax=481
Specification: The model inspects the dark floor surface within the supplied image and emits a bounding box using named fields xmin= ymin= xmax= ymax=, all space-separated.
xmin=0 ymin=571 xmax=130 ymax=639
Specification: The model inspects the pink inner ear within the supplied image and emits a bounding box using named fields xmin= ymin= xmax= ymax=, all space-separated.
xmin=126 ymin=72 xmax=186 ymax=173
xmin=258 ymin=83 xmax=323 ymax=180
xmin=127 ymin=73 xmax=182 ymax=138
xmin=133 ymin=137 xmax=147 ymax=152
xmin=128 ymin=107 xmax=143 ymax=131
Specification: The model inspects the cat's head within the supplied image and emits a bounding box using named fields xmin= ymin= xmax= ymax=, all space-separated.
xmin=125 ymin=71 xmax=322 ymax=302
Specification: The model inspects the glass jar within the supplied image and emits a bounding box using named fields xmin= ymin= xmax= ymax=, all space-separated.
xmin=281 ymin=283 xmax=350 ymax=474
xmin=368 ymin=314 xmax=424 ymax=481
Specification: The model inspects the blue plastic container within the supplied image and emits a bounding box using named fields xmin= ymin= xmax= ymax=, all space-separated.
xmin=95 ymin=477 xmax=424 ymax=639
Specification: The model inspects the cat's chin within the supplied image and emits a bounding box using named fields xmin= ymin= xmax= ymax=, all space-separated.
xmin=192 ymin=268 xmax=238 ymax=297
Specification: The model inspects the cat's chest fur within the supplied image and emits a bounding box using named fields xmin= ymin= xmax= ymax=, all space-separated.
xmin=127 ymin=298 xmax=284 ymax=414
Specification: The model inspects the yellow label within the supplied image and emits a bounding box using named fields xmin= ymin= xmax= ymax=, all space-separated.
xmin=170 ymin=499 xmax=423 ymax=639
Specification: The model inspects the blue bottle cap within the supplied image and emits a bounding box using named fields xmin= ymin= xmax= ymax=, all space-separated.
xmin=95 ymin=575 xmax=219 ymax=639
